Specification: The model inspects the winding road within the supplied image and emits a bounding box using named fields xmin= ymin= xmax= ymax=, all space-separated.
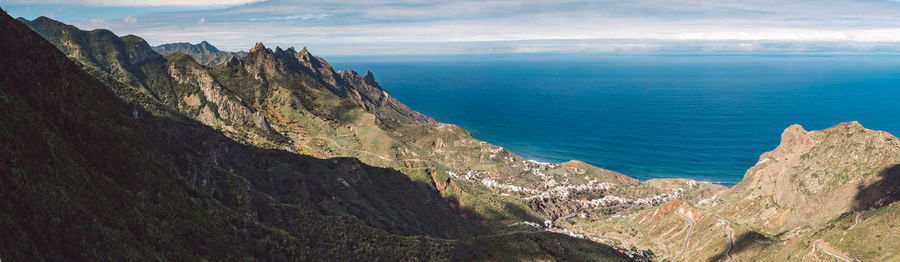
xmin=716 ymin=215 xmax=734 ymax=262
xmin=847 ymin=213 xmax=862 ymax=230
xmin=552 ymin=212 xmax=578 ymax=227
xmin=673 ymin=212 xmax=696 ymax=262
xmin=813 ymin=239 xmax=859 ymax=262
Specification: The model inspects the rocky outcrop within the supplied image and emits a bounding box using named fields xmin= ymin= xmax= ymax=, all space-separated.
xmin=241 ymin=42 xmax=433 ymax=124
xmin=120 ymin=35 xmax=156 ymax=65
xmin=168 ymin=63 xmax=272 ymax=134
xmin=717 ymin=122 xmax=900 ymax=234
xmin=244 ymin=42 xmax=310 ymax=76
xmin=296 ymin=46 xmax=340 ymax=85
xmin=336 ymin=69 xmax=434 ymax=124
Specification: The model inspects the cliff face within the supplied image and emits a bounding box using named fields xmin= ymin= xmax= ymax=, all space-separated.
xmin=337 ymin=69 xmax=434 ymax=124
xmin=717 ymin=122 xmax=900 ymax=234
xmin=166 ymin=57 xmax=272 ymax=135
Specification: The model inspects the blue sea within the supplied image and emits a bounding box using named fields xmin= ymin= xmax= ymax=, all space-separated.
xmin=330 ymin=55 xmax=900 ymax=186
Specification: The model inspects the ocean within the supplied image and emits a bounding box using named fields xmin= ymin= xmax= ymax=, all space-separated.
xmin=329 ymin=55 xmax=900 ymax=186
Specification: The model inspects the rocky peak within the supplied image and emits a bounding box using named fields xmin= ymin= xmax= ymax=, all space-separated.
xmin=294 ymin=46 xmax=340 ymax=84
xmin=363 ymin=71 xmax=381 ymax=89
xmin=720 ymin=121 xmax=900 ymax=234
xmin=225 ymin=56 xmax=241 ymax=67
xmin=120 ymin=34 xmax=157 ymax=65
xmin=274 ymin=46 xmax=297 ymax=59
xmin=31 ymin=16 xmax=63 ymax=27
xmin=297 ymin=46 xmax=316 ymax=64
xmin=296 ymin=46 xmax=328 ymax=68
xmin=244 ymin=42 xmax=307 ymax=74
xmin=249 ymin=42 xmax=269 ymax=54
xmin=198 ymin=40 xmax=219 ymax=52
xmin=772 ymin=124 xmax=816 ymax=159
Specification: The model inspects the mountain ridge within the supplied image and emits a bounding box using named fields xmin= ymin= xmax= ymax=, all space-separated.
xmin=8 ymin=11 xmax=900 ymax=262
xmin=1 ymin=8 xmax=632 ymax=261
xmin=152 ymin=40 xmax=247 ymax=66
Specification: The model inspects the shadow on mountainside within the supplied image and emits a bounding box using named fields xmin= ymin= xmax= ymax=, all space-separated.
xmin=150 ymin=113 xmax=480 ymax=239
xmin=706 ymin=231 xmax=773 ymax=262
xmin=0 ymin=9 xmax=628 ymax=260
xmin=410 ymin=175 xmax=544 ymax=228
xmin=459 ymin=231 xmax=629 ymax=262
xmin=853 ymin=164 xmax=900 ymax=211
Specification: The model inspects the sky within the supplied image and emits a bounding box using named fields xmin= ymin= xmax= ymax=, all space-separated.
xmin=5 ymin=0 xmax=900 ymax=55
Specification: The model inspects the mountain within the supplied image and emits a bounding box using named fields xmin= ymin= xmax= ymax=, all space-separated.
xmin=152 ymin=41 xmax=247 ymax=66
xmin=1 ymin=9 xmax=633 ymax=261
xmin=2 ymin=9 xmax=467 ymax=260
xmin=18 ymin=16 xmax=433 ymax=150
xmin=563 ymin=122 xmax=900 ymax=261
xmin=718 ymin=121 xmax=900 ymax=234
xmin=17 ymin=16 xmax=706 ymax=237
xmin=14 ymin=10 xmax=898 ymax=262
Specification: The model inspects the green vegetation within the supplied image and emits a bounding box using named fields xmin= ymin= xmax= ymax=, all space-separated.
xmin=2 ymin=9 xmax=629 ymax=261
xmin=14 ymin=8 xmax=899 ymax=262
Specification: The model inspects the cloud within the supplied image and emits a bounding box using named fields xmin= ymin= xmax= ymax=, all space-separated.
xmin=122 ymin=15 xmax=137 ymax=24
xmin=53 ymin=0 xmax=900 ymax=55
xmin=39 ymin=7 xmax=63 ymax=18
xmin=247 ymin=14 xmax=332 ymax=22
xmin=3 ymin=0 xmax=264 ymax=7
xmin=86 ymin=16 xmax=109 ymax=28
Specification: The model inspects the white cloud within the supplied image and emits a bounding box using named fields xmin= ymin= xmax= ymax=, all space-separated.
xmin=59 ymin=0 xmax=900 ymax=55
xmin=86 ymin=16 xmax=109 ymax=28
xmin=122 ymin=15 xmax=137 ymax=24
xmin=5 ymin=0 xmax=264 ymax=7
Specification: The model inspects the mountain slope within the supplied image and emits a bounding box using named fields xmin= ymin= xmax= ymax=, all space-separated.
xmin=1 ymin=9 xmax=480 ymax=260
xmin=18 ymin=16 xmax=292 ymax=149
xmin=16 ymin=10 xmax=898 ymax=261
xmin=717 ymin=122 xmax=900 ymax=234
xmin=564 ymin=122 xmax=900 ymax=261
xmin=19 ymin=16 xmax=685 ymax=231
xmin=1 ymin=9 xmax=634 ymax=261
xmin=17 ymin=16 xmax=550 ymax=229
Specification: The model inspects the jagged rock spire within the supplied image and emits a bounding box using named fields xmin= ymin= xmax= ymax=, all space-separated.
xmin=225 ymin=56 xmax=241 ymax=67
xmin=363 ymin=71 xmax=381 ymax=89
xmin=249 ymin=42 xmax=268 ymax=53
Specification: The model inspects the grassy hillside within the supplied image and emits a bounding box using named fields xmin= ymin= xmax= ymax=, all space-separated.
xmin=18 ymin=15 xmax=693 ymax=233
xmin=1 ymin=8 xmax=630 ymax=261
